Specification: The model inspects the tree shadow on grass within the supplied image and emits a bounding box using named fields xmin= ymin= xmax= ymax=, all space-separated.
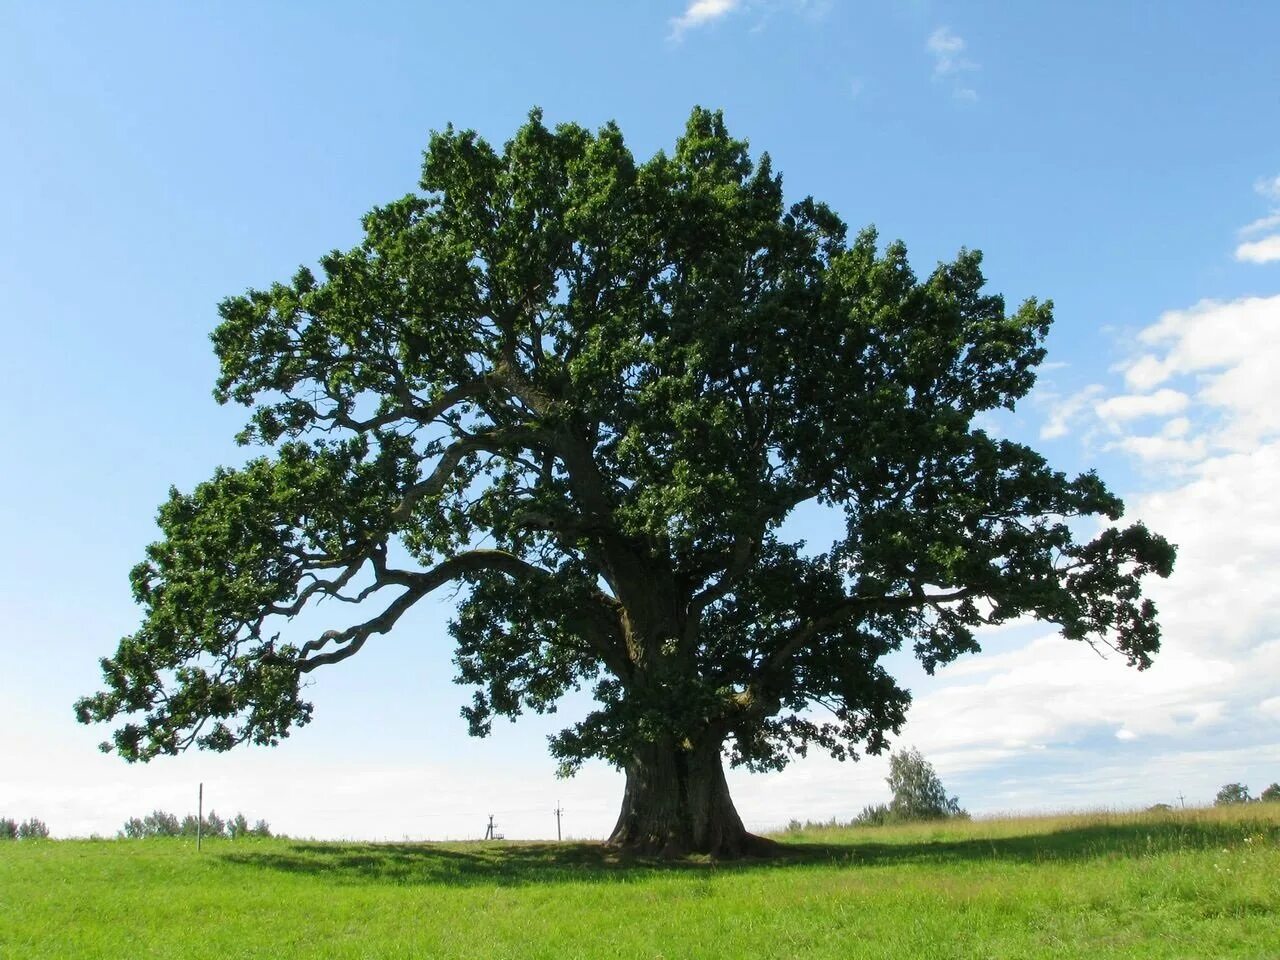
xmin=218 ymin=814 xmax=1278 ymax=888
xmin=221 ymin=839 xmax=710 ymax=888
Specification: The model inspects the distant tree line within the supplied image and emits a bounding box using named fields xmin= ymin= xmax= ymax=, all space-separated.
xmin=0 ymin=817 xmax=50 ymax=840
xmin=120 ymin=810 xmax=272 ymax=839
xmin=1215 ymin=782 xmax=1280 ymax=806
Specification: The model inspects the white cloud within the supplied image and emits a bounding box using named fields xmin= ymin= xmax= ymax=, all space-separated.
xmin=1255 ymin=174 xmax=1280 ymax=202
xmin=1235 ymin=234 xmax=1280 ymax=264
xmin=1125 ymin=294 xmax=1280 ymax=380
xmin=1123 ymin=354 xmax=1170 ymax=392
xmin=927 ymin=26 xmax=979 ymax=100
xmin=1133 ymin=448 xmax=1280 ymax=649
xmin=911 ymin=638 xmax=1238 ymax=746
xmin=1100 ymin=410 xmax=1202 ymax=465
xmin=927 ymin=27 xmax=966 ymax=72
xmin=1122 ymin=296 xmax=1280 ymax=450
xmin=1094 ymin=388 xmax=1189 ymax=422
xmin=670 ymin=0 xmax=830 ymax=40
xmin=1109 ymin=433 xmax=1207 ymax=463
xmin=1039 ymin=384 xmax=1104 ymax=439
xmin=1233 ymin=175 xmax=1280 ymax=262
xmin=1239 ymin=212 xmax=1280 ymax=237
xmin=1039 ymin=382 xmax=1192 ymax=444
xmin=670 ymin=0 xmax=742 ymax=37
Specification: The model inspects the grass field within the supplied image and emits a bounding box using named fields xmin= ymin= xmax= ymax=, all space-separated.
xmin=3 ymin=805 xmax=1278 ymax=959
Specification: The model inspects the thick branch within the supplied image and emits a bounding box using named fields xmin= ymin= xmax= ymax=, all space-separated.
xmin=684 ymin=533 xmax=758 ymax=646
xmin=392 ymin=426 xmax=548 ymax=523
xmin=295 ymin=548 xmax=625 ymax=674
xmin=328 ymin=376 xmax=496 ymax=433
xmin=683 ymin=486 xmax=818 ymax=647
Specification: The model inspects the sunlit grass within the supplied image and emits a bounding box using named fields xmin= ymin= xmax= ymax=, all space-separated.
xmin=3 ymin=804 xmax=1278 ymax=958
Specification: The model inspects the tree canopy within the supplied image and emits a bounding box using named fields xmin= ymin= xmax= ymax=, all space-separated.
xmin=77 ymin=108 xmax=1174 ymax=856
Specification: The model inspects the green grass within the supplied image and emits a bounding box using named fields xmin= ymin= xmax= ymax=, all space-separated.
xmin=3 ymin=805 xmax=1278 ymax=958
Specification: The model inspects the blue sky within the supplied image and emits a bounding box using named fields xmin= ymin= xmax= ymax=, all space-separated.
xmin=2 ymin=1 xmax=1278 ymax=839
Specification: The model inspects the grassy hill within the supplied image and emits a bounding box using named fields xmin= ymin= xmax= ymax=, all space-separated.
xmin=3 ymin=805 xmax=1277 ymax=958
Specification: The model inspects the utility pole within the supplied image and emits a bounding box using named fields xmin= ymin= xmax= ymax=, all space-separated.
xmin=485 ymin=814 xmax=495 ymax=840
xmin=553 ymin=803 xmax=563 ymax=842
xmin=1177 ymin=791 xmax=1186 ymax=809
xmin=197 ymin=782 xmax=203 ymax=852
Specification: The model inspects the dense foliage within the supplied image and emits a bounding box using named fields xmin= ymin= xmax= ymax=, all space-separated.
xmin=76 ymin=108 xmax=1174 ymax=854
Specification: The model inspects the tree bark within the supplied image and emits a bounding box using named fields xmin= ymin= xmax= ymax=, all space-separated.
xmin=605 ymin=736 xmax=777 ymax=858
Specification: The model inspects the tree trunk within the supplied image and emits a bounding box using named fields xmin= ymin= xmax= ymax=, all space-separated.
xmin=605 ymin=736 xmax=777 ymax=858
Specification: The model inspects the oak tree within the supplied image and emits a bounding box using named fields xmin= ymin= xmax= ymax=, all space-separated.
xmin=76 ymin=109 xmax=1174 ymax=856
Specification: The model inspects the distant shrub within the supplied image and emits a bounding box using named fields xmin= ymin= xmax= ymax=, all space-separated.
xmin=1260 ymin=783 xmax=1280 ymax=804
xmin=251 ymin=819 xmax=273 ymax=837
xmin=853 ymin=802 xmax=894 ymax=827
xmin=17 ymin=818 xmax=50 ymax=840
xmin=783 ymin=816 xmax=842 ymax=833
xmin=0 ymin=817 xmax=18 ymax=840
xmin=1215 ymin=783 xmax=1254 ymax=806
xmin=1146 ymin=803 xmax=1174 ymax=812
